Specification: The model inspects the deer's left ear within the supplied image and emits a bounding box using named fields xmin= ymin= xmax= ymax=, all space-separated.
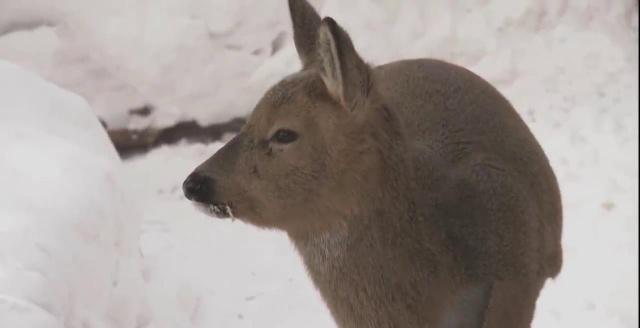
xmin=289 ymin=0 xmax=321 ymax=68
xmin=316 ymin=17 xmax=372 ymax=111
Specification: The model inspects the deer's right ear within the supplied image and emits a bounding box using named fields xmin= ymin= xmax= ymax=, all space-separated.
xmin=288 ymin=0 xmax=321 ymax=68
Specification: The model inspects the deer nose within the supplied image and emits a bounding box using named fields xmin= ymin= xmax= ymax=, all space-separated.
xmin=183 ymin=172 xmax=215 ymax=203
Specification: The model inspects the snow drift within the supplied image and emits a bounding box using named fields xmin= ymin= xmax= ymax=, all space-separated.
xmin=0 ymin=60 xmax=148 ymax=328
xmin=0 ymin=0 xmax=636 ymax=129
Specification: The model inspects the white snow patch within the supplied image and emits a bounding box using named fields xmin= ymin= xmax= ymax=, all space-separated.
xmin=0 ymin=0 xmax=636 ymax=129
xmin=0 ymin=61 xmax=149 ymax=328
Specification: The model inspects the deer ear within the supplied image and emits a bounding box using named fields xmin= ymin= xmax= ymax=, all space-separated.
xmin=317 ymin=17 xmax=371 ymax=111
xmin=288 ymin=0 xmax=321 ymax=68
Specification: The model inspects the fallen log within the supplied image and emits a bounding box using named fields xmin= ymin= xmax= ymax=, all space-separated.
xmin=106 ymin=118 xmax=245 ymax=158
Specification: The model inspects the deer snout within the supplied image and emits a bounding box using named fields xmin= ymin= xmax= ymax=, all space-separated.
xmin=183 ymin=172 xmax=216 ymax=203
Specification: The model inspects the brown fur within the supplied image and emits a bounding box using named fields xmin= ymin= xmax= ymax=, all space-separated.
xmin=183 ymin=1 xmax=562 ymax=327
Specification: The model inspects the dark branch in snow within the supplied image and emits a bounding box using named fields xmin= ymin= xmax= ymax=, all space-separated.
xmin=106 ymin=117 xmax=246 ymax=159
xmin=0 ymin=19 xmax=56 ymax=37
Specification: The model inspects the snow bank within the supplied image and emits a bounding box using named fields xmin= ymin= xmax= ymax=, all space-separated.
xmin=0 ymin=60 xmax=148 ymax=327
xmin=0 ymin=0 xmax=636 ymax=129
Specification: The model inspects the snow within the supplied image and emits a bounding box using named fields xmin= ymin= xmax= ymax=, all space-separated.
xmin=0 ymin=61 xmax=148 ymax=328
xmin=0 ymin=0 xmax=638 ymax=327
xmin=1 ymin=0 xmax=636 ymax=129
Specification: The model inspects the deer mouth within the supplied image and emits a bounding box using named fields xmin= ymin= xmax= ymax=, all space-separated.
xmin=192 ymin=202 xmax=235 ymax=219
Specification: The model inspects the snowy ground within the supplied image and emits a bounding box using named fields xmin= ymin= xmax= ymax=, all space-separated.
xmin=1 ymin=0 xmax=638 ymax=327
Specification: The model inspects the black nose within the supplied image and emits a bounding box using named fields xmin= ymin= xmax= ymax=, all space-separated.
xmin=183 ymin=172 xmax=215 ymax=203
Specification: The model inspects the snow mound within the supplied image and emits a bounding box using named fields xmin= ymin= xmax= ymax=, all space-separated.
xmin=0 ymin=0 xmax=635 ymax=129
xmin=0 ymin=60 xmax=148 ymax=328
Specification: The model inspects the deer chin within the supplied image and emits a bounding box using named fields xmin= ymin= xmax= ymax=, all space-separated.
xmin=192 ymin=201 xmax=235 ymax=220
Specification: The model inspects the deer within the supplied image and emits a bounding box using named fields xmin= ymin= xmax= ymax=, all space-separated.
xmin=183 ymin=0 xmax=562 ymax=326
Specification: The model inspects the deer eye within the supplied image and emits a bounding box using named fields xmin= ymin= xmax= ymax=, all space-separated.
xmin=271 ymin=129 xmax=299 ymax=144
